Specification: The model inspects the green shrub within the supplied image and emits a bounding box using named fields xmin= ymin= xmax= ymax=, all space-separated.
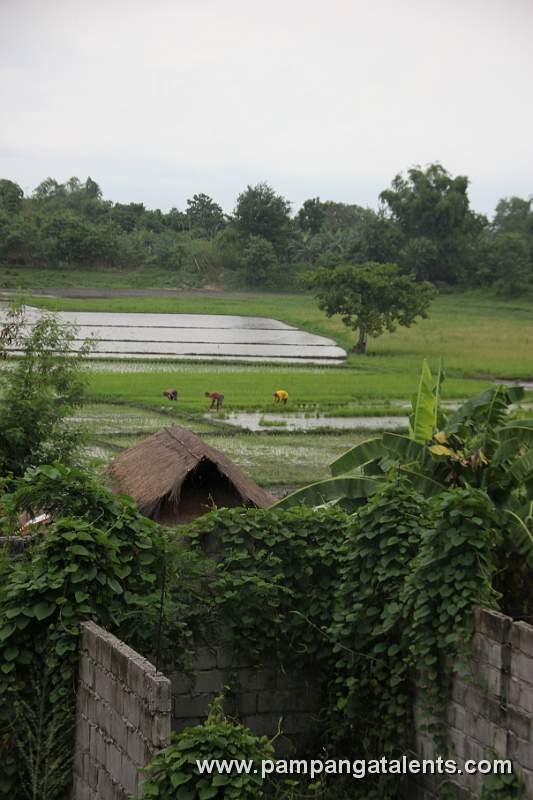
xmin=138 ymin=695 xmax=272 ymax=800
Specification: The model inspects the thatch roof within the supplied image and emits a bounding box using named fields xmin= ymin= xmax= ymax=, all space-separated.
xmin=107 ymin=426 xmax=275 ymax=518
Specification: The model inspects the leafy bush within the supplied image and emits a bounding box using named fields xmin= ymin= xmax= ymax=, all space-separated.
xmin=138 ymin=695 xmax=272 ymax=800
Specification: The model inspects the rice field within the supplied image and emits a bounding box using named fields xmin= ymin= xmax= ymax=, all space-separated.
xmin=6 ymin=285 xmax=533 ymax=490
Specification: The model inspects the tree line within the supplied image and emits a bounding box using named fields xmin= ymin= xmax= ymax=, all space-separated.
xmin=0 ymin=164 xmax=532 ymax=295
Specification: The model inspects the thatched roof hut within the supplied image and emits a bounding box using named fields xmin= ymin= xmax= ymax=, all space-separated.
xmin=107 ymin=426 xmax=275 ymax=524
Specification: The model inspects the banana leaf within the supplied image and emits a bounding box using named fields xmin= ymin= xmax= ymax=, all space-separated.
xmin=409 ymin=359 xmax=437 ymax=442
xmin=273 ymin=476 xmax=382 ymax=510
xmin=400 ymin=468 xmax=446 ymax=497
xmin=330 ymin=437 xmax=385 ymax=476
xmin=446 ymin=386 xmax=525 ymax=435
xmin=504 ymin=505 xmax=533 ymax=565
xmin=509 ymin=450 xmax=533 ymax=484
xmin=382 ymin=432 xmax=426 ymax=462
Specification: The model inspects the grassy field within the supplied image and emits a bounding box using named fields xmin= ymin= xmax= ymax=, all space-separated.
xmin=27 ymin=288 xmax=533 ymax=379
xmin=85 ymin=367 xmax=492 ymax=413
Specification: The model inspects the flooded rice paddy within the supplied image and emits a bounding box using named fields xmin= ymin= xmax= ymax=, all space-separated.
xmin=210 ymin=411 xmax=408 ymax=432
xmin=2 ymin=304 xmax=346 ymax=364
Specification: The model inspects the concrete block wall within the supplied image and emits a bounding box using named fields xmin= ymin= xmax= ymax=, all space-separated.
xmin=72 ymin=621 xmax=171 ymax=800
xmin=170 ymin=644 xmax=324 ymax=756
xmin=410 ymin=607 xmax=533 ymax=799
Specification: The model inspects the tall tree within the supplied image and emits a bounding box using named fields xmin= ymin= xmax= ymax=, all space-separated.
xmin=487 ymin=233 xmax=531 ymax=297
xmin=305 ymin=262 xmax=435 ymax=353
xmin=380 ymin=163 xmax=478 ymax=284
xmin=0 ymin=179 xmax=24 ymax=215
xmin=186 ymin=193 xmax=226 ymax=237
xmin=234 ymin=182 xmax=291 ymax=253
xmin=296 ymin=198 xmax=326 ymax=235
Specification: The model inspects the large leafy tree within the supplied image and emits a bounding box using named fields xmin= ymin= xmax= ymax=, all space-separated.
xmin=239 ymin=235 xmax=279 ymax=288
xmin=296 ymin=197 xmax=326 ymax=235
xmin=233 ymin=182 xmax=291 ymax=254
xmin=186 ymin=193 xmax=226 ymax=238
xmin=487 ymin=232 xmax=531 ymax=297
xmin=305 ymin=262 xmax=436 ymax=353
xmin=0 ymin=179 xmax=23 ymax=215
xmin=380 ymin=163 xmax=480 ymax=284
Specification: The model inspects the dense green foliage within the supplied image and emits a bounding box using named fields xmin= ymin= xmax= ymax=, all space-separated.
xmin=0 ymin=464 xmax=164 ymax=797
xmin=1 ymin=164 xmax=532 ymax=293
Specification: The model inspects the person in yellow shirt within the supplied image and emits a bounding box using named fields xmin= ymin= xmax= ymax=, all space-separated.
xmin=273 ymin=389 xmax=289 ymax=404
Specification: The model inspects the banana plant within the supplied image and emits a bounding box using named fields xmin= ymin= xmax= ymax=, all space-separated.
xmin=275 ymin=360 xmax=533 ymax=560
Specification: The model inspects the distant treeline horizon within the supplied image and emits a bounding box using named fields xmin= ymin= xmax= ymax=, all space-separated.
xmin=0 ymin=163 xmax=532 ymax=295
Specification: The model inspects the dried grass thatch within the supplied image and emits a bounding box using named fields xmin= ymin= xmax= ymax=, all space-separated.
xmin=107 ymin=426 xmax=275 ymax=523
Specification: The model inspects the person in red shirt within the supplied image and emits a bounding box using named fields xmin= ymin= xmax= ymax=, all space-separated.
xmin=205 ymin=391 xmax=224 ymax=410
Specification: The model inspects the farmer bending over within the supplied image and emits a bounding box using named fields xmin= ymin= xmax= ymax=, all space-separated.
xmin=206 ymin=391 xmax=224 ymax=410
xmin=273 ymin=389 xmax=289 ymax=404
xmin=163 ymin=388 xmax=178 ymax=401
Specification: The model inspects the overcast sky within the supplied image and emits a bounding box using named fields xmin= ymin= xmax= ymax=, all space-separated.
xmin=1 ymin=0 xmax=532 ymax=216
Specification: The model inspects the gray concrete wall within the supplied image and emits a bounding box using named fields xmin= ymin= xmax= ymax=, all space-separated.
xmin=410 ymin=607 xmax=533 ymax=799
xmin=72 ymin=621 xmax=171 ymax=800
xmin=170 ymin=643 xmax=324 ymax=757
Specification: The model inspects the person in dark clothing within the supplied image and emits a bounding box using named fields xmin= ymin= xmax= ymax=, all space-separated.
xmin=163 ymin=388 xmax=178 ymax=401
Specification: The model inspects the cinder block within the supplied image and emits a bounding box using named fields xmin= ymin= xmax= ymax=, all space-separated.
xmin=257 ymin=690 xmax=291 ymax=713
xmin=514 ymin=736 xmax=533 ymax=771
xmin=127 ymin=729 xmax=146 ymax=766
xmin=475 ymin=607 xmax=513 ymax=643
xmin=472 ymin=633 xmax=503 ymax=670
xmin=451 ymin=678 xmax=468 ymax=705
xmin=237 ymin=692 xmax=257 ymax=715
xmin=127 ymin=659 xmax=149 ymax=698
xmin=513 ymin=621 xmax=533 ymax=658
xmin=471 ymin=659 xmax=502 ymax=696
xmin=173 ymin=693 xmax=212 ymax=719
xmin=216 ymin=645 xmax=235 ymax=669
xmin=79 ymin=654 xmax=95 ymax=690
xmin=507 ymin=706 xmax=532 ymax=741
xmin=512 ymin=650 xmax=533 ymax=687
xmin=237 ymin=667 xmax=277 ymax=692
xmin=110 ymin=644 xmax=130 ymax=684
xmin=109 ymin=679 xmax=127 ymax=714
xmin=171 ymin=671 xmax=194 ymax=695
xmin=196 ymin=646 xmax=218 ymax=670
xmin=193 ymin=670 xmax=223 ymax=694
xmin=121 ymin=753 xmax=140 ymax=796
xmin=94 ymin=665 xmax=115 ymax=706
xmin=470 ymin=714 xmax=494 ymax=747
xmin=242 ymin=713 xmax=283 ymax=737
xmin=147 ymin=674 xmax=172 ymax=714
xmin=106 ymin=740 xmax=122 ymax=780
xmin=150 ymin=712 xmax=171 ymax=749
xmin=492 ymin=725 xmax=508 ymax=755
xmin=71 ymin=775 xmax=92 ymax=800
xmin=96 ymin=634 xmax=113 ymax=672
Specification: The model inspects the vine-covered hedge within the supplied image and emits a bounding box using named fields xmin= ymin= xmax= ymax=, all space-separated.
xmin=0 ymin=463 xmax=518 ymax=800
xmin=0 ymin=464 xmax=165 ymax=798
